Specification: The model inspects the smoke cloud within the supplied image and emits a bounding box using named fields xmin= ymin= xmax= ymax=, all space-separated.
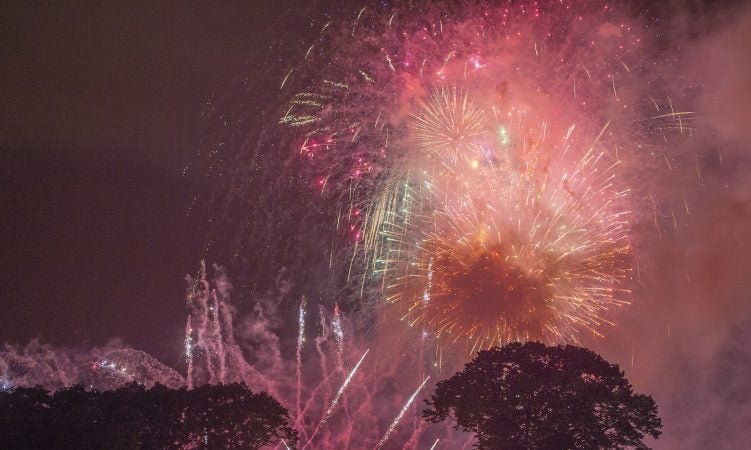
xmin=613 ymin=3 xmax=751 ymax=448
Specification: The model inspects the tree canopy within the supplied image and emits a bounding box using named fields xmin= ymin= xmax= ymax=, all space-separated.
xmin=0 ymin=382 xmax=297 ymax=449
xmin=423 ymin=342 xmax=661 ymax=449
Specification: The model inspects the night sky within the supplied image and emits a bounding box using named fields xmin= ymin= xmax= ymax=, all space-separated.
xmin=0 ymin=1 xmax=288 ymax=359
xmin=2 ymin=1 xmax=751 ymax=448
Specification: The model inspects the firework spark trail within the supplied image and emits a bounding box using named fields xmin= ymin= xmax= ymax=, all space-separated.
xmin=374 ymin=376 xmax=431 ymax=450
xmin=185 ymin=265 xmax=296 ymax=402
xmin=295 ymin=296 xmax=307 ymax=428
xmin=304 ymin=348 xmax=370 ymax=449
xmin=289 ymin=303 xmax=368 ymax=446
xmin=196 ymin=274 xmax=216 ymax=383
xmin=314 ymin=306 xmax=334 ymax=430
xmin=332 ymin=303 xmax=344 ymax=371
xmin=184 ymin=263 xmax=244 ymax=387
xmin=210 ymin=289 xmax=226 ymax=383
xmin=184 ymin=316 xmax=193 ymax=390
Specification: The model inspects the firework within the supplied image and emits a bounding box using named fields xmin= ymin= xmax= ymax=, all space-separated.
xmin=210 ymin=289 xmax=226 ymax=383
xmin=411 ymin=87 xmax=489 ymax=164
xmin=182 ymin=0 xmax=695 ymax=447
xmin=185 ymin=316 xmax=193 ymax=389
xmin=296 ymin=296 xmax=307 ymax=424
xmin=192 ymin=1 xmax=694 ymax=352
xmin=264 ymin=0 xmax=685 ymax=338
xmin=375 ymin=376 xmax=431 ymax=450
xmin=305 ymin=348 xmax=370 ymax=449
xmin=83 ymin=350 xmax=185 ymax=391
xmin=332 ymin=302 xmax=344 ymax=369
xmin=374 ymin=116 xmax=631 ymax=351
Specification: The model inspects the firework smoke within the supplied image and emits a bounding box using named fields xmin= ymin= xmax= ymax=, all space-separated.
xmin=185 ymin=0 xmax=705 ymax=446
xmin=0 ymin=339 xmax=183 ymax=391
xmin=206 ymin=0 xmax=695 ymax=360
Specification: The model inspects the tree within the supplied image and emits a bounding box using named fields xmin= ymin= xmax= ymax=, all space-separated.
xmin=0 ymin=382 xmax=297 ymax=449
xmin=177 ymin=383 xmax=298 ymax=449
xmin=0 ymin=386 xmax=56 ymax=448
xmin=423 ymin=342 xmax=661 ymax=449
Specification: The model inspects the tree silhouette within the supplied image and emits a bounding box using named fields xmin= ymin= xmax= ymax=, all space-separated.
xmin=0 ymin=382 xmax=297 ymax=449
xmin=423 ymin=342 xmax=661 ymax=449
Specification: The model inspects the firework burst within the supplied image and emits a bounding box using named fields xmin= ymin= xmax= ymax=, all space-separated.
xmin=372 ymin=108 xmax=632 ymax=353
xmin=411 ymin=87 xmax=489 ymax=164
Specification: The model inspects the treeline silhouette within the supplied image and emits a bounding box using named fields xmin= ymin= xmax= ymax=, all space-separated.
xmin=0 ymin=382 xmax=297 ymax=449
xmin=423 ymin=342 xmax=662 ymax=449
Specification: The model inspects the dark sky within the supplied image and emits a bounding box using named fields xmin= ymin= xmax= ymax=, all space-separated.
xmin=0 ymin=1 xmax=287 ymax=360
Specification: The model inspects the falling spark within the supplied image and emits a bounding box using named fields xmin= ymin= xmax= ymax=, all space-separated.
xmin=374 ymin=376 xmax=431 ymax=450
xmin=280 ymin=69 xmax=294 ymax=90
xmin=333 ymin=303 xmax=345 ymax=370
xmin=211 ymin=290 xmax=225 ymax=383
xmin=304 ymin=349 xmax=370 ymax=448
xmin=296 ymin=296 xmax=307 ymax=423
xmin=184 ymin=316 xmax=193 ymax=390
